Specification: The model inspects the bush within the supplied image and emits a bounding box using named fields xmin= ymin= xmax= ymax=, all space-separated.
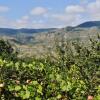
xmin=0 ymin=37 xmax=100 ymax=100
xmin=0 ymin=40 xmax=17 ymax=60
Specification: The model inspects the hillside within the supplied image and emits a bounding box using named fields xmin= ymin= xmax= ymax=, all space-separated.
xmin=0 ymin=21 xmax=100 ymax=57
xmin=77 ymin=21 xmax=100 ymax=28
xmin=0 ymin=28 xmax=56 ymax=36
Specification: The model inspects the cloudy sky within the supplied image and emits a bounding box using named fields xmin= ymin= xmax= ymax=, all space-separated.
xmin=0 ymin=0 xmax=99 ymax=28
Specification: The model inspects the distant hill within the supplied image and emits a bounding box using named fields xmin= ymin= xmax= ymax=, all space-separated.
xmin=0 ymin=21 xmax=100 ymax=36
xmin=77 ymin=21 xmax=100 ymax=28
xmin=0 ymin=21 xmax=100 ymax=57
xmin=0 ymin=28 xmax=56 ymax=36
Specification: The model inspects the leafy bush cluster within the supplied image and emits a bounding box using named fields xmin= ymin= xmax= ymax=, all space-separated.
xmin=0 ymin=37 xmax=100 ymax=100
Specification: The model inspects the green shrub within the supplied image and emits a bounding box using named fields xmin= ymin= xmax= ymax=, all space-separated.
xmin=0 ymin=37 xmax=100 ymax=100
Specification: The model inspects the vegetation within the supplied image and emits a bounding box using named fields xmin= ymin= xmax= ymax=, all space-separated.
xmin=0 ymin=36 xmax=100 ymax=100
xmin=0 ymin=40 xmax=17 ymax=60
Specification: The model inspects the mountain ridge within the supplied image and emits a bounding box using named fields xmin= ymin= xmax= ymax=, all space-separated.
xmin=1 ymin=21 xmax=100 ymax=36
xmin=76 ymin=21 xmax=100 ymax=28
xmin=0 ymin=28 xmax=56 ymax=36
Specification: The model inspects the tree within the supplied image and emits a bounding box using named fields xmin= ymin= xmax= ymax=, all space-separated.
xmin=0 ymin=39 xmax=17 ymax=60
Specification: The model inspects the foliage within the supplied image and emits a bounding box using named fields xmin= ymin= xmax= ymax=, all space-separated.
xmin=0 ymin=37 xmax=100 ymax=100
xmin=0 ymin=40 xmax=17 ymax=60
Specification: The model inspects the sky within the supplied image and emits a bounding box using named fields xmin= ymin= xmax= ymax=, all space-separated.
xmin=0 ymin=0 xmax=99 ymax=28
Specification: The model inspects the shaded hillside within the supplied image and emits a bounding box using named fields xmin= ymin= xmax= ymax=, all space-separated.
xmin=0 ymin=28 xmax=56 ymax=36
xmin=77 ymin=21 xmax=100 ymax=28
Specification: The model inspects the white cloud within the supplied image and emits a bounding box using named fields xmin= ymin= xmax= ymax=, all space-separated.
xmin=30 ymin=7 xmax=47 ymax=16
xmin=87 ymin=0 xmax=100 ymax=20
xmin=13 ymin=16 xmax=30 ymax=28
xmin=0 ymin=6 xmax=9 ymax=12
xmin=0 ymin=16 xmax=9 ymax=27
xmin=32 ymin=23 xmax=46 ymax=29
xmin=21 ymin=16 xmax=29 ymax=20
xmin=51 ymin=1 xmax=99 ymax=27
xmin=1 ymin=0 xmax=100 ymax=28
xmin=48 ymin=5 xmax=86 ymax=27
xmin=51 ymin=13 xmax=84 ymax=27
xmin=51 ymin=14 xmax=75 ymax=23
xmin=52 ymin=14 xmax=67 ymax=22
xmin=65 ymin=5 xmax=85 ymax=14
xmin=0 ymin=15 xmax=30 ymax=28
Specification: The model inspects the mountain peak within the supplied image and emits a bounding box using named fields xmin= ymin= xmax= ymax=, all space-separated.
xmin=77 ymin=21 xmax=100 ymax=28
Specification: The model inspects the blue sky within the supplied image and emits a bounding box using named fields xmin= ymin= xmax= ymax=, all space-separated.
xmin=0 ymin=0 xmax=99 ymax=28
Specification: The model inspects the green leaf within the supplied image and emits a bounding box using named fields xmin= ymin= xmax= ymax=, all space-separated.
xmin=21 ymin=91 xmax=30 ymax=99
xmin=56 ymin=74 xmax=62 ymax=81
xmin=32 ymin=81 xmax=38 ymax=85
xmin=37 ymin=85 xmax=42 ymax=94
xmin=57 ymin=94 xmax=62 ymax=99
xmin=8 ymin=85 xmax=15 ymax=91
xmin=23 ymin=91 xmax=30 ymax=99
xmin=40 ymin=63 xmax=44 ymax=71
xmin=23 ymin=85 xmax=27 ymax=90
xmin=61 ymin=85 xmax=67 ymax=91
xmin=35 ymin=97 xmax=41 ymax=100
xmin=15 ymin=85 xmax=21 ymax=91
xmin=95 ymin=95 xmax=100 ymax=100
xmin=67 ymin=82 xmax=72 ymax=91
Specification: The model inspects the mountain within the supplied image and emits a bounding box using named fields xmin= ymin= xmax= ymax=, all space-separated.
xmin=0 ymin=21 xmax=100 ymax=36
xmin=0 ymin=21 xmax=100 ymax=58
xmin=0 ymin=28 xmax=56 ymax=36
xmin=77 ymin=21 xmax=100 ymax=28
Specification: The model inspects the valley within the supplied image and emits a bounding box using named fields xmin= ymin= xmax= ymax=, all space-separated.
xmin=0 ymin=21 xmax=100 ymax=57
